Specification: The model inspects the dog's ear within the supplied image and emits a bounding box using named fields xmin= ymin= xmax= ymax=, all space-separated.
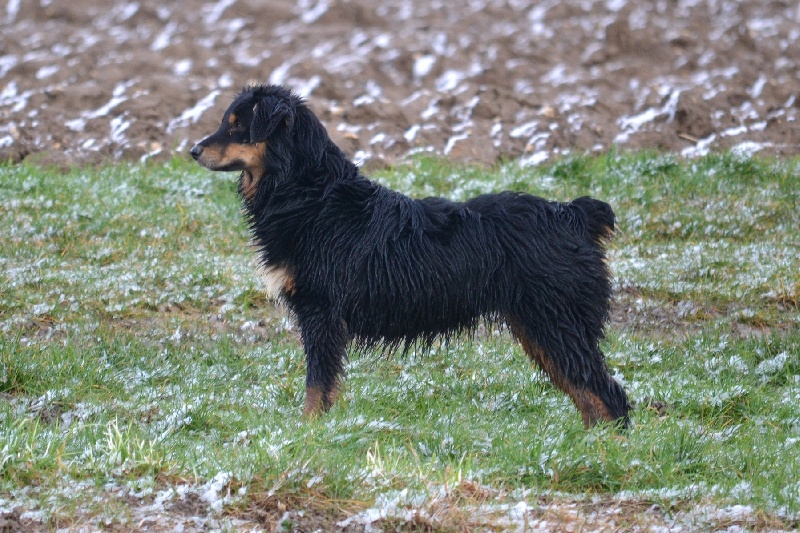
xmin=251 ymin=97 xmax=295 ymax=143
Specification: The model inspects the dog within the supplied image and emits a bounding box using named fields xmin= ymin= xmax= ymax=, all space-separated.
xmin=190 ymin=84 xmax=630 ymax=428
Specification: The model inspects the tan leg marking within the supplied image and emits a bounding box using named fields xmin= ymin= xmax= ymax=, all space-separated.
xmin=303 ymin=386 xmax=325 ymax=418
xmin=509 ymin=320 xmax=614 ymax=428
xmin=324 ymin=381 xmax=340 ymax=410
xmin=573 ymin=389 xmax=615 ymax=428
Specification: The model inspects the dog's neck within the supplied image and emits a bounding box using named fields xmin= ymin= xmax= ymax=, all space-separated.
xmin=238 ymin=145 xmax=370 ymax=215
xmin=239 ymin=170 xmax=259 ymax=200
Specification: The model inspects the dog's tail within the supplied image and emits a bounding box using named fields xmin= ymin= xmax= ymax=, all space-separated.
xmin=570 ymin=196 xmax=615 ymax=245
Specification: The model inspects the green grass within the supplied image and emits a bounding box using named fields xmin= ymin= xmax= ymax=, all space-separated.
xmin=1 ymin=152 xmax=799 ymax=530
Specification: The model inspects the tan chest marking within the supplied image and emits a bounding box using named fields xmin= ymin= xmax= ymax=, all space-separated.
xmin=257 ymin=263 xmax=296 ymax=300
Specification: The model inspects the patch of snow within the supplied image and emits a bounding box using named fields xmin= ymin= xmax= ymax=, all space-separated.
xmin=109 ymin=115 xmax=130 ymax=144
xmin=404 ymin=124 xmax=421 ymax=142
xmin=151 ymin=21 xmax=178 ymax=52
xmin=755 ymin=351 xmax=789 ymax=377
xmin=173 ymin=59 xmax=192 ymax=76
xmin=299 ymin=0 xmax=330 ymax=24
xmin=204 ymin=0 xmax=236 ymax=25
xmin=167 ymin=90 xmax=221 ymax=133
xmin=35 ymin=65 xmax=59 ymax=80
xmin=413 ymin=55 xmax=436 ymax=79
xmin=616 ymin=89 xmax=682 ymax=144
xmin=199 ymin=472 xmax=233 ymax=513
xmin=731 ymin=141 xmax=772 ymax=157
xmin=443 ymin=133 xmax=468 ymax=155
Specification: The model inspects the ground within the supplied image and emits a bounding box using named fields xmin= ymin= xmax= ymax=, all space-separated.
xmin=1 ymin=0 xmax=798 ymax=168
xmin=2 ymin=2 xmax=799 ymax=532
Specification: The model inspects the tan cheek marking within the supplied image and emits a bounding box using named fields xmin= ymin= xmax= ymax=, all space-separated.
xmin=235 ymin=143 xmax=267 ymax=200
xmin=225 ymin=143 xmax=261 ymax=166
xmin=228 ymin=113 xmax=237 ymax=124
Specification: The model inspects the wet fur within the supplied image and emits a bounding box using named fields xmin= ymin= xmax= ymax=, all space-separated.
xmin=191 ymin=84 xmax=631 ymax=428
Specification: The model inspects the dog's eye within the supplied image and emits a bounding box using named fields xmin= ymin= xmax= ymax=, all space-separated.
xmin=229 ymin=122 xmax=249 ymax=143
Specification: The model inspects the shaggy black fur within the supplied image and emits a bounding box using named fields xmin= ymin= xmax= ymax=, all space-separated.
xmin=190 ymin=84 xmax=630 ymax=428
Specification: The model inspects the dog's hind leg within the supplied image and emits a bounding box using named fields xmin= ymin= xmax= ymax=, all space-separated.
xmin=297 ymin=310 xmax=348 ymax=417
xmin=508 ymin=318 xmax=630 ymax=428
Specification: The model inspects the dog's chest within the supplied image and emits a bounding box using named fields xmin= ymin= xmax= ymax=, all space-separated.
xmin=256 ymin=263 xmax=295 ymax=300
xmin=250 ymin=240 xmax=296 ymax=300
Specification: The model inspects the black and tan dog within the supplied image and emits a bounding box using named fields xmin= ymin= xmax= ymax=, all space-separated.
xmin=190 ymin=84 xmax=630 ymax=428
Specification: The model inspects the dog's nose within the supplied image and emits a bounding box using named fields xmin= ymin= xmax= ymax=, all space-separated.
xmin=189 ymin=144 xmax=203 ymax=160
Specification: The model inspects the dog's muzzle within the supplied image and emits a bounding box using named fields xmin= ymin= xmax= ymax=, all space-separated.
xmin=190 ymin=144 xmax=203 ymax=160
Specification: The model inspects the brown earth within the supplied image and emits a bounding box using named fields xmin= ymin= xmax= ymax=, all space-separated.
xmin=1 ymin=0 xmax=798 ymax=169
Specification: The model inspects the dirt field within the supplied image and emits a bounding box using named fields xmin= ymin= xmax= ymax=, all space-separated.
xmin=1 ymin=0 xmax=798 ymax=168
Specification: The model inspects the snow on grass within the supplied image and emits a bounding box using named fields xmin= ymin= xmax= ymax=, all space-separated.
xmin=0 ymin=155 xmax=798 ymax=529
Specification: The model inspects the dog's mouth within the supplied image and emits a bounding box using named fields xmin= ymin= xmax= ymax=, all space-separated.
xmin=191 ymin=141 xmax=268 ymax=201
xmin=199 ymin=157 xmax=244 ymax=172
xmin=190 ymin=144 xmax=246 ymax=172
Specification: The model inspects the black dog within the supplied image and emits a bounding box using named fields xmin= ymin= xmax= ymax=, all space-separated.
xmin=190 ymin=84 xmax=630 ymax=428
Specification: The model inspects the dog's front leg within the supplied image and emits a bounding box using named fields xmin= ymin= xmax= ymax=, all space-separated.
xmin=297 ymin=310 xmax=348 ymax=417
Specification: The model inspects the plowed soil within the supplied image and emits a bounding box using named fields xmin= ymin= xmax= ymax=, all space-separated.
xmin=1 ymin=0 xmax=798 ymax=167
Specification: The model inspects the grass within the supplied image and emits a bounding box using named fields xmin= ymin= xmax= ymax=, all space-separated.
xmin=0 ymin=152 xmax=799 ymax=530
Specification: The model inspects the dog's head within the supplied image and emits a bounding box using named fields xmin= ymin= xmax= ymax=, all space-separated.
xmin=190 ymin=84 xmax=315 ymax=200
